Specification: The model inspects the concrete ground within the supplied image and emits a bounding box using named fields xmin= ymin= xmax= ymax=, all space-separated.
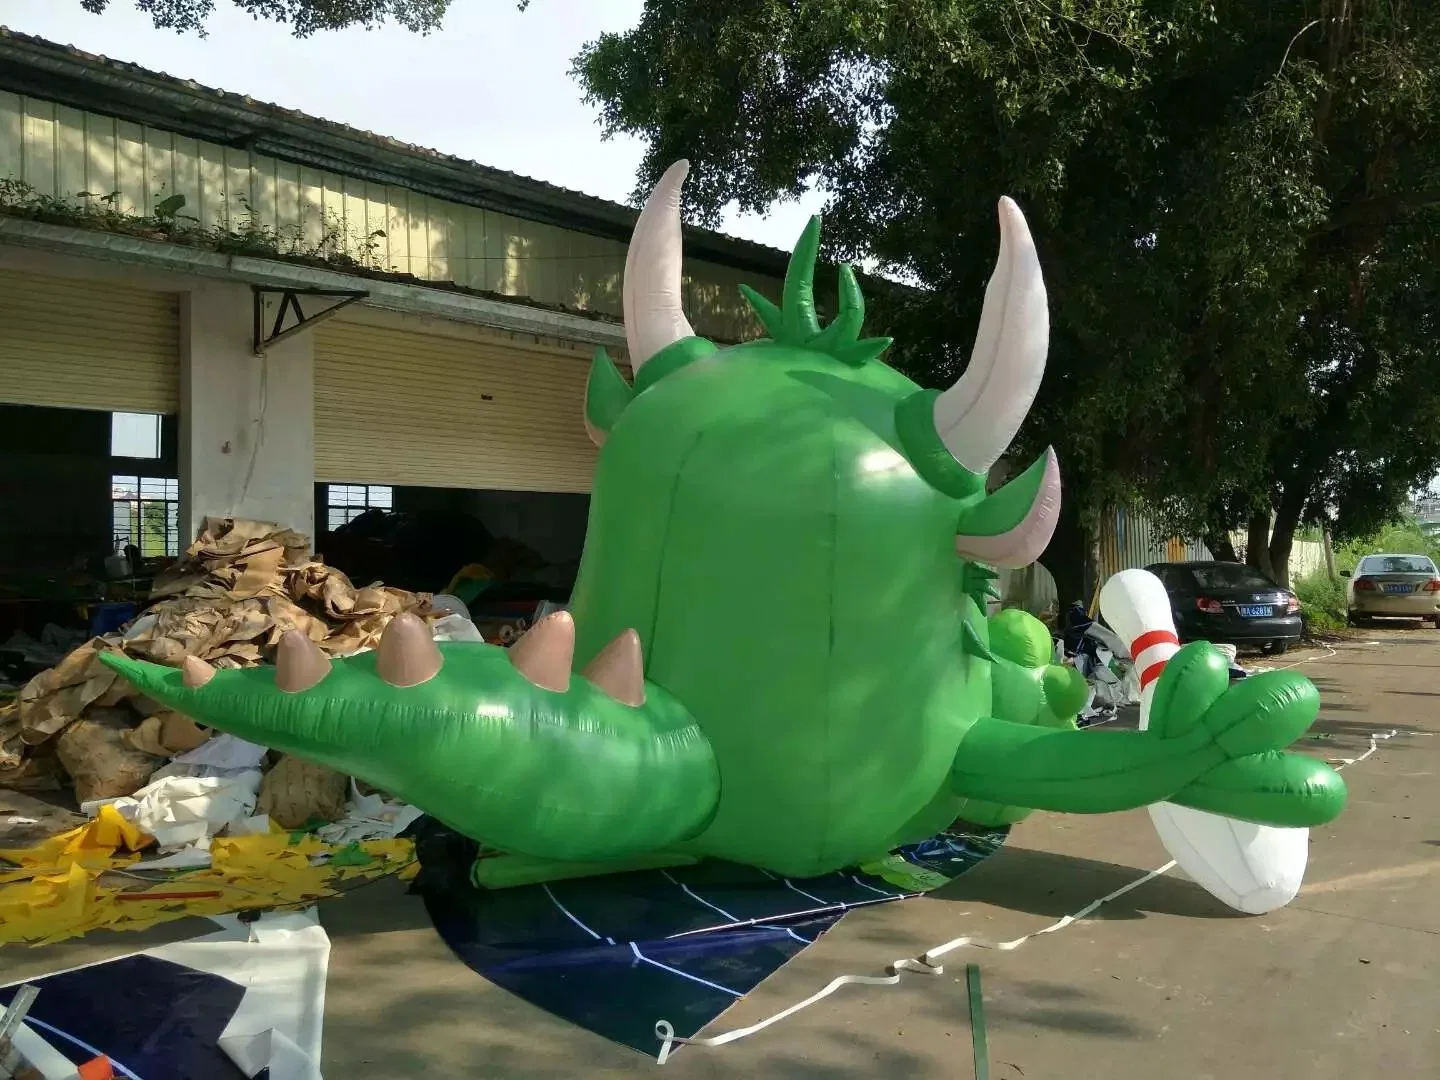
xmin=6 ymin=626 xmax=1437 ymax=1078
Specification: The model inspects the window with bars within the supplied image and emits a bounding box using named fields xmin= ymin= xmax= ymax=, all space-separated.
xmin=112 ymin=476 xmax=180 ymax=558
xmin=325 ymin=483 xmax=394 ymax=531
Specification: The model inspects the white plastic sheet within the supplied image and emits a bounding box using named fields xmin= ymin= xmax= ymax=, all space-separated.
xmin=150 ymin=910 xmax=330 ymax=1080
xmin=5 ymin=1022 xmax=80 ymax=1079
xmin=0 ymin=911 xmax=331 ymax=1080
xmin=316 ymin=780 xmax=424 ymax=846
xmin=81 ymin=770 xmax=264 ymax=857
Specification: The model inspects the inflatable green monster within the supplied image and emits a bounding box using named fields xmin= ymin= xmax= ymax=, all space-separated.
xmin=102 ymin=162 xmax=1344 ymax=889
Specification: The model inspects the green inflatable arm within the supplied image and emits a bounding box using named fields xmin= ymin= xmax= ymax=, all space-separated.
xmin=948 ymin=640 xmax=1345 ymax=826
xmin=952 ymin=608 xmax=1088 ymax=828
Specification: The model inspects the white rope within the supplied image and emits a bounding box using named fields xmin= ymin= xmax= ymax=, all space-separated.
xmin=654 ymin=727 xmax=1404 ymax=1063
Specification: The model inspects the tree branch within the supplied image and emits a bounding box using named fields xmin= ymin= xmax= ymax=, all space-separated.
xmin=1315 ymin=189 xmax=1440 ymax=235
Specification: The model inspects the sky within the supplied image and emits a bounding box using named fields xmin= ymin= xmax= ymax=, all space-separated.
xmin=0 ymin=0 xmax=823 ymax=250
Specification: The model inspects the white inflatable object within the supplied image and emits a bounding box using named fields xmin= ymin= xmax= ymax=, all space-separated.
xmin=1099 ymin=569 xmax=1308 ymax=914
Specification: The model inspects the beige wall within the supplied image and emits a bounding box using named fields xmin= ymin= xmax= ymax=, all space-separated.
xmin=1228 ymin=533 xmax=1326 ymax=582
xmin=0 ymin=91 xmax=780 ymax=343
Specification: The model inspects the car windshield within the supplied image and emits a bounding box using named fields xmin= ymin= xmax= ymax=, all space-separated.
xmin=1359 ymin=555 xmax=1436 ymax=575
xmin=1187 ymin=564 xmax=1276 ymax=591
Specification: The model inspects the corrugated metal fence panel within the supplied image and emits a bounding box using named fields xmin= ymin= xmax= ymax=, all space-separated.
xmin=0 ymin=268 xmax=179 ymax=413
xmin=0 ymin=91 xmax=775 ymax=342
xmin=1230 ymin=533 xmax=1327 ymax=582
xmin=1098 ymin=505 xmax=1211 ymax=581
xmin=313 ymin=320 xmax=600 ymax=492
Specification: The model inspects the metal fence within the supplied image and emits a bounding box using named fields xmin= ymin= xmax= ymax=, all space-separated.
xmin=1097 ymin=505 xmax=1212 ymax=581
xmin=992 ymin=504 xmax=1211 ymax=618
xmin=992 ymin=506 xmax=1339 ymax=620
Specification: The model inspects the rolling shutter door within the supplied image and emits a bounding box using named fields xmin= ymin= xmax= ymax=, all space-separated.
xmin=314 ymin=320 xmax=606 ymax=492
xmin=0 ymin=269 xmax=180 ymax=413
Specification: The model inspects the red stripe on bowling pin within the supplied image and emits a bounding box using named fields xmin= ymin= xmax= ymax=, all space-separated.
xmin=1131 ymin=629 xmax=1180 ymax=691
xmin=1098 ymin=569 xmax=1183 ymax=728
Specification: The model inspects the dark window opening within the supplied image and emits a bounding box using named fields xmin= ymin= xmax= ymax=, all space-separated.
xmin=313 ymin=483 xmax=589 ymax=615
xmin=0 ymin=403 xmax=177 ymax=644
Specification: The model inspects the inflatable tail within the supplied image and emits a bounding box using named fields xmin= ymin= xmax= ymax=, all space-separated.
xmin=99 ymin=612 xmax=719 ymax=861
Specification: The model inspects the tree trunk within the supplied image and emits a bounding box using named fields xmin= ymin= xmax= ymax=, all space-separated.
xmin=1268 ymin=481 xmax=1311 ymax=591
xmin=1246 ymin=511 xmax=1276 ymax=580
xmin=1205 ymin=529 xmax=1238 ymax=563
xmin=1043 ymin=492 xmax=1095 ymax=616
xmin=1321 ymin=525 xmax=1337 ymax=581
xmin=1264 ymin=444 xmax=1324 ymax=591
xmin=1268 ymin=519 xmax=1297 ymax=590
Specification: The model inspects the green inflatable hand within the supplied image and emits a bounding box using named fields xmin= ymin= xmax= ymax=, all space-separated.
xmin=947 ymin=639 xmax=1345 ymax=827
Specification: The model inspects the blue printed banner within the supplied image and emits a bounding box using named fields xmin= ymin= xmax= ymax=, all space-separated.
xmin=410 ymin=821 xmax=1007 ymax=1055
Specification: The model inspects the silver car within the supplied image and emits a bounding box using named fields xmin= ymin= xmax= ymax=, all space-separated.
xmin=1344 ymin=553 xmax=1440 ymax=627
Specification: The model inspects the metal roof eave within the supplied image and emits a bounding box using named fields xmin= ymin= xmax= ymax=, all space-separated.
xmin=0 ymin=214 xmax=630 ymax=349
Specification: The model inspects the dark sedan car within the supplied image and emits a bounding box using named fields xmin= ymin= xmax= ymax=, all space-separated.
xmin=1144 ymin=561 xmax=1303 ymax=655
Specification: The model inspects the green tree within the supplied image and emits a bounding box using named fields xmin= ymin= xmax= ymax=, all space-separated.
xmin=76 ymin=0 xmax=452 ymax=36
xmin=138 ymin=500 xmax=171 ymax=557
xmin=573 ymin=0 xmax=1440 ymax=597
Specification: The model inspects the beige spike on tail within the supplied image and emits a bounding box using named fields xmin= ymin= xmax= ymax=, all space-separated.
xmin=375 ymin=612 xmax=443 ymax=688
xmin=508 ymin=611 xmax=575 ymax=692
xmin=275 ymin=629 xmax=333 ymax=693
xmin=582 ymin=628 xmax=647 ymax=706
xmin=182 ymin=655 xmax=216 ymax=688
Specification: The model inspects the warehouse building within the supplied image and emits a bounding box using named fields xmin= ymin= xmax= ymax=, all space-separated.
xmin=0 ymin=28 xmax=789 ymax=633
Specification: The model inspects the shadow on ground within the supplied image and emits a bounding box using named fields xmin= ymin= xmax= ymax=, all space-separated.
xmin=978 ymin=977 xmax=1147 ymax=1038
xmin=924 ymin=846 xmax=1237 ymax=922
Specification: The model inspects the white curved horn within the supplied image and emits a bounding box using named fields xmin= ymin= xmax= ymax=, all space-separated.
xmin=932 ymin=196 xmax=1049 ymax=475
xmin=623 ymin=159 xmax=696 ymax=372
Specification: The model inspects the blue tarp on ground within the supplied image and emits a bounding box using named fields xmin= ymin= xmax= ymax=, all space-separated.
xmin=409 ymin=820 xmax=1008 ymax=1056
xmin=0 ymin=954 xmax=249 ymax=1080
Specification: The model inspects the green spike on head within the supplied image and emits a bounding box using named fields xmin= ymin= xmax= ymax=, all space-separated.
xmin=739 ymin=214 xmax=886 ymax=367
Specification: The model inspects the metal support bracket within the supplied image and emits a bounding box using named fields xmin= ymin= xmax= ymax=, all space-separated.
xmin=252 ymin=286 xmax=368 ymax=356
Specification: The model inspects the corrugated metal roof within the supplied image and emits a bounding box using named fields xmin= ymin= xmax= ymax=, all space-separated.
xmin=0 ymin=25 xmax=801 ymax=278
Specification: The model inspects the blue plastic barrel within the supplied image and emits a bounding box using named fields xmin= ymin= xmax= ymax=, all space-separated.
xmin=89 ymin=602 xmax=138 ymax=637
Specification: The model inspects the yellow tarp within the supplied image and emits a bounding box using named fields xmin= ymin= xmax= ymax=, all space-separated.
xmin=0 ymin=813 xmax=417 ymax=946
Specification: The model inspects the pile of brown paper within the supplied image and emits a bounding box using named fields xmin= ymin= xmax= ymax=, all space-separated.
xmin=0 ymin=517 xmax=436 ymax=808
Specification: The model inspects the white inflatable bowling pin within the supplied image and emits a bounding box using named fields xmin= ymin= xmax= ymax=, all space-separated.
xmin=1099 ymin=569 xmax=1308 ymax=915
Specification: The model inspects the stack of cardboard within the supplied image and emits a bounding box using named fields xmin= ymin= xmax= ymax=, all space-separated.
xmin=0 ymin=517 xmax=436 ymax=818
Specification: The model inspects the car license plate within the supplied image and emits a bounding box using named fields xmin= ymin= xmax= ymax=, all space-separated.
xmin=1239 ymin=605 xmax=1272 ymax=618
xmin=1382 ymin=584 xmax=1413 ymax=594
